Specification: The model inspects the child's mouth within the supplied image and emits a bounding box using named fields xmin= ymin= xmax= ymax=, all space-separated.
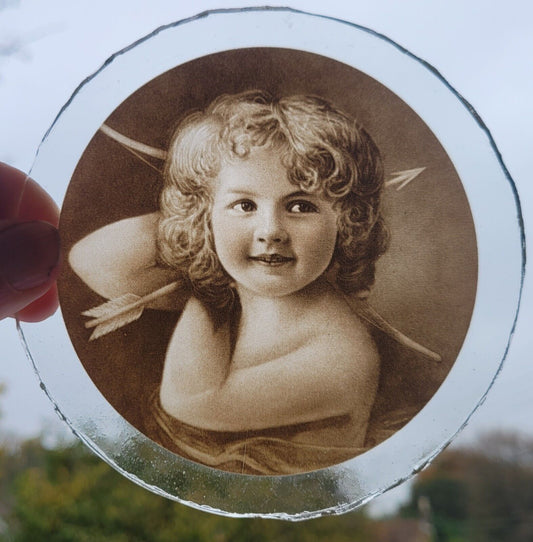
xmin=249 ymin=253 xmax=295 ymax=266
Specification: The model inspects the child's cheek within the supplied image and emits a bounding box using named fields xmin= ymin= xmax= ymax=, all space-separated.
xmin=304 ymin=221 xmax=338 ymax=272
xmin=212 ymin=216 xmax=251 ymax=275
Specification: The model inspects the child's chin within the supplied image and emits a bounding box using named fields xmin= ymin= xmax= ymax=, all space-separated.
xmin=237 ymin=279 xmax=301 ymax=299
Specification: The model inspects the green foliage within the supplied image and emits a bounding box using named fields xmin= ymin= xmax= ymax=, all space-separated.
xmin=403 ymin=432 xmax=533 ymax=542
xmin=402 ymin=477 xmax=468 ymax=541
xmin=0 ymin=440 xmax=376 ymax=541
xmin=6 ymin=428 xmax=533 ymax=540
xmin=466 ymin=434 xmax=533 ymax=542
xmin=403 ymin=477 xmax=467 ymax=520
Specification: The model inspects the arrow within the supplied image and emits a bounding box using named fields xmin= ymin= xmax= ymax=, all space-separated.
xmin=100 ymin=124 xmax=427 ymax=192
xmin=82 ymin=280 xmax=441 ymax=361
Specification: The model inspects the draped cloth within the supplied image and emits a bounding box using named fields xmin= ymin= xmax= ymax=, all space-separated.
xmin=146 ymin=391 xmax=368 ymax=475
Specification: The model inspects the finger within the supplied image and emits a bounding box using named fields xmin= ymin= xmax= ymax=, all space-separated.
xmin=0 ymin=162 xmax=30 ymax=219
xmin=0 ymin=163 xmax=61 ymax=321
xmin=0 ymin=163 xmax=59 ymax=225
xmin=14 ymin=173 xmax=61 ymax=321
xmin=18 ymin=176 xmax=60 ymax=227
xmin=15 ymin=283 xmax=59 ymax=322
xmin=0 ymin=220 xmax=61 ymax=321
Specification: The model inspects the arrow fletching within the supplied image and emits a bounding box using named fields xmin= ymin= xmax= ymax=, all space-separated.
xmin=82 ymin=281 xmax=181 ymax=340
xmin=83 ymin=294 xmax=143 ymax=340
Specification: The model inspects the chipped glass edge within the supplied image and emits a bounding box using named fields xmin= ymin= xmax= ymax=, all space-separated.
xmin=17 ymin=7 xmax=525 ymax=520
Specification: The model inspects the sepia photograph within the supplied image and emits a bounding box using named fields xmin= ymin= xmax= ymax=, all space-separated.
xmin=58 ymin=47 xmax=477 ymax=476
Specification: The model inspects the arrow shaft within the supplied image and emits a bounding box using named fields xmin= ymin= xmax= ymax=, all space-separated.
xmin=100 ymin=124 xmax=168 ymax=160
xmin=356 ymin=302 xmax=441 ymax=362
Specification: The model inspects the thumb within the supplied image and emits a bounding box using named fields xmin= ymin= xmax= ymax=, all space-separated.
xmin=0 ymin=220 xmax=60 ymax=320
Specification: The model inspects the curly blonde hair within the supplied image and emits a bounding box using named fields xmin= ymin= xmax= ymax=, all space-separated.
xmin=158 ymin=90 xmax=388 ymax=309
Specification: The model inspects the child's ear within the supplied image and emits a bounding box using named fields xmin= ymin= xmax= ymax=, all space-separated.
xmin=324 ymin=265 xmax=338 ymax=286
xmin=356 ymin=289 xmax=371 ymax=299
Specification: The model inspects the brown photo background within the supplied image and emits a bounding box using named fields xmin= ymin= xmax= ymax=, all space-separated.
xmin=58 ymin=48 xmax=477 ymax=467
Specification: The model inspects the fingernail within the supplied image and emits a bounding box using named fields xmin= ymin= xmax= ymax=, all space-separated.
xmin=0 ymin=221 xmax=60 ymax=291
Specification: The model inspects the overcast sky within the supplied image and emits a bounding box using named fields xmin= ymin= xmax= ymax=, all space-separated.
xmin=0 ymin=0 xmax=532 ymax=514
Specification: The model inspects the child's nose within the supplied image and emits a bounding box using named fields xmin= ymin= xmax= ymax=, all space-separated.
xmin=255 ymin=211 xmax=289 ymax=244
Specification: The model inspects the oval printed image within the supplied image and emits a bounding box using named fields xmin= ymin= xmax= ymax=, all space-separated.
xmin=58 ymin=48 xmax=477 ymax=475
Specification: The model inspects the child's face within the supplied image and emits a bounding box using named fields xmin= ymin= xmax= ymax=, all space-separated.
xmin=211 ymin=147 xmax=338 ymax=299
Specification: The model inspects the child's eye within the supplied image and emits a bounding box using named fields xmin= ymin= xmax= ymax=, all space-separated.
xmin=232 ymin=200 xmax=256 ymax=213
xmin=287 ymin=200 xmax=318 ymax=213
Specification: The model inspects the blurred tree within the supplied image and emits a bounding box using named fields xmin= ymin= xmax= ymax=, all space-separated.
xmin=0 ymin=439 xmax=377 ymax=541
xmin=466 ymin=432 xmax=533 ymax=542
xmin=8 ymin=422 xmax=533 ymax=540
xmin=401 ymin=431 xmax=533 ymax=542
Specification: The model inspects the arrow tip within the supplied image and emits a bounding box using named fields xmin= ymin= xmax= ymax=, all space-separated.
xmin=386 ymin=167 xmax=426 ymax=190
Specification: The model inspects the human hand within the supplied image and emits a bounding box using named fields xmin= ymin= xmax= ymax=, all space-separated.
xmin=0 ymin=162 xmax=60 ymax=321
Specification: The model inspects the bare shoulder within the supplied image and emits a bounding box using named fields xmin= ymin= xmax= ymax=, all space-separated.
xmin=286 ymin=297 xmax=379 ymax=419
